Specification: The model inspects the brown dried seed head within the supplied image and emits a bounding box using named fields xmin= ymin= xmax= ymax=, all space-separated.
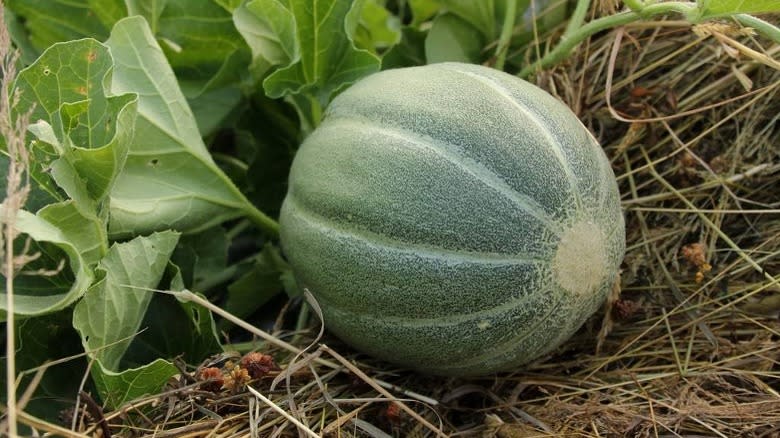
xmin=223 ymin=365 xmax=251 ymax=392
xmin=197 ymin=367 xmax=224 ymax=393
xmin=681 ymin=243 xmax=712 ymax=283
xmin=384 ymin=402 xmax=402 ymax=424
xmin=240 ymin=352 xmax=278 ymax=379
xmin=681 ymin=243 xmax=707 ymax=268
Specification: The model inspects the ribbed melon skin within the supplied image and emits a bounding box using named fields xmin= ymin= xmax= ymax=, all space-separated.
xmin=280 ymin=62 xmax=625 ymax=376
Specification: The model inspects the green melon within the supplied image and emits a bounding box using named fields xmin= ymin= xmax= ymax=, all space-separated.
xmin=279 ymin=62 xmax=625 ymax=376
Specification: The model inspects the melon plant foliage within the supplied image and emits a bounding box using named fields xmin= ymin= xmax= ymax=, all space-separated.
xmin=0 ymin=0 xmax=777 ymax=422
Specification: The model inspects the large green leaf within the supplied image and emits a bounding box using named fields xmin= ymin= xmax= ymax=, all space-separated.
xmin=189 ymin=85 xmax=244 ymax=138
xmin=5 ymin=0 xmax=111 ymax=51
xmin=236 ymin=95 xmax=298 ymax=217
xmin=234 ymin=0 xmax=297 ymax=78
xmin=223 ymin=244 xmax=291 ymax=326
xmin=408 ymin=0 xmax=441 ymax=27
xmin=437 ymin=0 xmax=529 ymax=42
xmin=439 ymin=0 xmax=498 ymax=40
xmin=153 ymin=0 xmax=251 ymax=97
xmin=0 ymin=208 xmax=93 ymax=317
xmin=87 ymin=262 xmax=216 ymax=409
xmin=120 ymin=265 xmax=221 ymax=372
xmin=72 ymin=230 xmax=180 ymax=371
xmin=0 ymin=154 xmax=58 ymax=214
xmin=425 ymin=13 xmax=484 ymax=63
xmin=104 ymin=17 xmax=276 ymax=238
xmin=38 ymin=201 xmax=105 ymax=267
xmin=5 ymin=0 xmax=249 ymax=99
xmin=260 ymin=0 xmax=381 ymax=124
xmin=354 ymin=0 xmax=402 ymax=52
xmin=170 ymin=226 xmax=229 ymax=289
xmin=91 ymin=359 xmax=178 ymax=409
xmin=125 ymin=0 xmax=169 ymax=33
xmin=12 ymin=38 xmax=138 ymax=205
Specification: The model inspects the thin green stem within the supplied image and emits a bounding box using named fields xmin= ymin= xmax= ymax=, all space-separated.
xmin=212 ymin=152 xmax=249 ymax=172
xmin=244 ymin=205 xmax=280 ymax=238
xmin=494 ymin=0 xmax=519 ymax=70
xmin=193 ymin=263 xmax=239 ymax=292
xmin=226 ymin=218 xmax=251 ymax=241
xmin=734 ymin=14 xmax=780 ymax=44
xmin=561 ymin=0 xmax=592 ymax=41
xmin=518 ymin=2 xmax=705 ymax=78
xmin=622 ymin=0 xmax=646 ymax=13
xmin=290 ymin=301 xmax=310 ymax=346
xmin=519 ymin=9 xmax=641 ymax=77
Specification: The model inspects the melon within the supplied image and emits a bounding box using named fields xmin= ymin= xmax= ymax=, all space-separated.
xmin=279 ymin=62 xmax=625 ymax=376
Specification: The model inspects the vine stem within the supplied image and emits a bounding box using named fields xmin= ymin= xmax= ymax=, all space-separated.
xmin=560 ymin=0 xmax=592 ymax=41
xmin=518 ymin=8 xmax=643 ymax=77
xmin=245 ymin=204 xmax=280 ymax=238
xmin=622 ymin=0 xmax=645 ymax=12
xmin=494 ymin=0 xmax=519 ymax=70
xmin=735 ymin=14 xmax=780 ymax=43
xmin=517 ymin=1 xmax=780 ymax=78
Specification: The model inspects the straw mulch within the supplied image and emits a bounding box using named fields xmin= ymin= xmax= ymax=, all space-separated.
xmin=77 ymin=9 xmax=779 ymax=438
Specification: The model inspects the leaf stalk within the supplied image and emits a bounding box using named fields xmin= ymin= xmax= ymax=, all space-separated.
xmin=494 ymin=0 xmax=520 ymax=70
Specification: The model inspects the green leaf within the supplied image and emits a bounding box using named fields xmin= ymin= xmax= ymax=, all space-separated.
xmin=425 ymin=13 xmax=484 ymax=63
xmin=89 ymin=0 xmax=127 ymax=28
xmin=122 ymin=264 xmax=221 ymax=367
xmin=354 ymin=0 xmax=402 ymax=52
xmin=189 ymin=85 xmax=244 ymax=138
xmin=161 ymin=0 xmax=251 ymax=98
xmin=436 ymin=0 xmax=529 ymax=42
xmin=38 ymin=201 xmax=105 ymax=267
xmin=382 ymin=26 xmax=427 ymax=69
xmin=91 ymin=358 xmax=178 ymax=409
xmin=234 ymin=0 xmax=298 ymax=79
xmin=0 ymin=310 xmax=86 ymax=424
xmin=156 ymin=0 xmax=251 ymax=97
xmin=12 ymin=39 xmax=138 ymax=205
xmin=699 ymin=0 xmax=780 ymax=17
xmin=171 ymin=227 xmax=229 ymax=288
xmin=236 ymin=96 xmax=298 ymax=217
xmin=216 ymin=0 xmax=244 ymax=11
xmin=104 ymin=16 xmax=277 ymax=238
xmin=0 ymin=208 xmax=93 ymax=317
xmin=262 ymin=0 xmax=381 ymax=107
xmin=0 ymin=154 xmax=58 ymax=213
xmin=224 ymin=244 xmax=290 ymax=324
xmin=125 ymin=0 xmax=168 ymax=33
xmin=72 ymin=231 xmax=180 ymax=371
xmin=439 ymin=0 xmax=497 ymax=40
xmin=5 ymin=0 xmax=110 ymax=52
xmin=408 ymin=0 xmax=441 ymax=27
xmin=124 ymin=293 xmax=222 ymax=367
xmin=6 ymin=0 xmax=250 ymax=99
xmin=3 ymin=8 xmax=40 ymax=65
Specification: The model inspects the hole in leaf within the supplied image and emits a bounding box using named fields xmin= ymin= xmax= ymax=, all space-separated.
xmin=148 ymin=158 xmax=160 ymax=167
xmin=42 ymin=67 xmax=51 ymax=76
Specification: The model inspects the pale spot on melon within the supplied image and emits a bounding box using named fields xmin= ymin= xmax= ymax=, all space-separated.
xmin=553 ymin=220 xmax=608 ymax=296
